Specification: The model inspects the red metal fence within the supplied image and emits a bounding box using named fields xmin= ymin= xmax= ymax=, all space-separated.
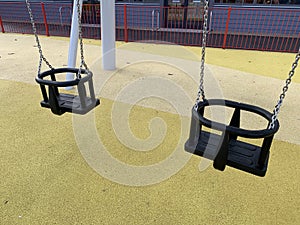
xmin=0 ymin=2 xmax=299 ymax=52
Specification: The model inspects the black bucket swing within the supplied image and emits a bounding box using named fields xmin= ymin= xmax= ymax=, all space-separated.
xmin=26 ymin=0 xmax=100 ymax=115
xmin=185 ymin=0 xmax=300 ymax=177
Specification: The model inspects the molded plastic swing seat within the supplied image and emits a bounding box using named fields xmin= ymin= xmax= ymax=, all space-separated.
xmin=36 ymin=68 xmax=100 ymax=115
xmin=185 ymin=99 xmax=280 ymax=177
xmin=40 ymin=91 xmax=98 ymax=115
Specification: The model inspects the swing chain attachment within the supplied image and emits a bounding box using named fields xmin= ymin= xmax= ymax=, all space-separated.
xmin=269 ymin=47 xmax=300 ymax=129
xmin=26 ymin=0 xmax=89 ymax=78
xmin=194 ymin=0 xmax=209 ymax=110
xmin=76 ymin=0 xmax=89 ymax=77
xmin=25 ymin=0 xmax=54 ymax=75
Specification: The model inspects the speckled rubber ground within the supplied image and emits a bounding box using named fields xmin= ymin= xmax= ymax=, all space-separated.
xmin=0 ymin=33 xmax=299 ymax=224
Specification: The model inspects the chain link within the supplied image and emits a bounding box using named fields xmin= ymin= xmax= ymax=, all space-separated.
xmin=194 ymin=0 xmax=209 ymax=110
xmin=25 ymin=0 xmax=54 ymax=74
xmin=269 ymin=47 xmax=300 ymax=129
xmin=76 ymin=0 xmax=89 ymax=77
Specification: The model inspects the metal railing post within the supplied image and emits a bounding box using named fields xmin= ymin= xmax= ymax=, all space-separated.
xmin=222 ymin=7 xmax=232 ymax=49
xmin=0 ymin=16 xmax=5 ymax=33
xmin=41 ymin=2 xmax=49 ymax=36
xmin=124 ymin=4 xmax=128 ymax=42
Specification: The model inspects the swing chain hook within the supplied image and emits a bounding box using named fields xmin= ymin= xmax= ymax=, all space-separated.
xmin=269 ymin=47 xmax=300 ymax=129
xmin=194 ymin=0 xmax=209 ymax=110
xmin=25 ymin=0 xmax=54 ymax=75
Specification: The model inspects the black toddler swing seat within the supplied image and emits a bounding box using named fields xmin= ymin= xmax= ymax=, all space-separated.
xmin=36 ymin=68 xmax=100 ymax=115
xmin=182 ymin=0 xmax=298 ymax=177
xmin=26 ymin=0 xmax=99 ymax=116
xmin=185 ymin=99 xmax=280 ymax=177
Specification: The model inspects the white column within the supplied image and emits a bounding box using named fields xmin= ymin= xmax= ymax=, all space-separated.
xmin=66 ymin=0 xmax=83 ymax=89
xmin=101 ymin=0 xmax=116 ymax=70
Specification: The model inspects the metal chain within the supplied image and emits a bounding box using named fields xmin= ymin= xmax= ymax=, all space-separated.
xmin=269 ymin=47 xmax=300 ymax=129
xmin=194 ymin=0 xmax=209 ymax=110
xmin=76 ymin=0 xmax=89 ymax=77
xmin=26 ymin=0 xmax=89 ymax=76
xmin=25 ymin=0 xmax=54 ymax=74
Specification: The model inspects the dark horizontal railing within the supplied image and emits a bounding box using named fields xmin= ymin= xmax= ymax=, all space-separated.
xmin=0 ymin=2 xmax=299 ymax=52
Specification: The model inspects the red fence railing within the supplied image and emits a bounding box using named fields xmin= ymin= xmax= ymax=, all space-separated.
xmin=0 ymin=2 xmax=299 ymax=52
xmin=211 ymin=7 xmax=300 ymax=52
xmin=0 ymin=15 xmax=4 ymax=33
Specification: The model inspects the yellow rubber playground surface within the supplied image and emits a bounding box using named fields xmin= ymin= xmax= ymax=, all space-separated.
xmin=0 ymin=33 xmax=300 ymax=224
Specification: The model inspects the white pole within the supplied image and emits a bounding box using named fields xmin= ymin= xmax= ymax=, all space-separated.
xmin=101 ymin=0 xmax=116 ymax=70
xmin=66 ymin=0 xmax=83 ymax=89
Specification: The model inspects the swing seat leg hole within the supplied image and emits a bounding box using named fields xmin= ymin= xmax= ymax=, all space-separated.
xmin=185 ymin=129 xmax=270 ymax=176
